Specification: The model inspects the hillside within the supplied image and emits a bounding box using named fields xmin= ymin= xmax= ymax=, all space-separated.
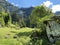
xmin=55 ymin=11 xmax=60 ymax=15
xmin=0 ymin=0 xmax=34 ymax=17
xmin=0 ymin=27 xmax=35 ymax=45
xmin=0 ymin=0 xmax=34 ymax=27
xmin=20 ymin=7 xmax=34 ymax=18
xmin=0 ymin=0 xmax=19 ymax=12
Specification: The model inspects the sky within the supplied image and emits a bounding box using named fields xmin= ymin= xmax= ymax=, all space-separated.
xmin=7 ymin=0 xmax=60 ymax=13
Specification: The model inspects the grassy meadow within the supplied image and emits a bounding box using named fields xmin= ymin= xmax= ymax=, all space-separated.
xmin=0 ymin=27 xmax=50 ymax=45
xmin=0 ymin=27 xmax=34 ymax=45
xmin=0 ymin=27 xmax=60 ymax=45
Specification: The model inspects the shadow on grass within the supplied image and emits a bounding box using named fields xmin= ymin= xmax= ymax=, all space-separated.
xmin=16 ymin=31 xmax=33 ymax=37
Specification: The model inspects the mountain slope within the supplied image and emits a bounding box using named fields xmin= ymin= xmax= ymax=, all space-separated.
xmin=0 ymin=0 xmax=34 ymax=27
xmin=0 ymin=0 xmax=19 ymax=12
xmin=55 ymin=11 xmax=60 ymax=15
xmin=0 ymin=0 xmax=34 ymax=17
xmin=19 ymin=7 xmax=34 ymax=18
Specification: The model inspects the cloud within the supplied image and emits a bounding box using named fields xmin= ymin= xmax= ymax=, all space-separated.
xmin=15 ymin=4 xmax=19 ymax=6
xmin=6 ymin=0 xmax=8 ymax=1
xmin=11 ymin=3 xmax=18 ymax=6
xmin=43 ymin=1 xmax=60 ymax=13
xmin=11 ymin=3 xmax=15 ymax=5
xmin=52 ymin=5 xmax=60 ymax=13
xmin=43 ymin=1 xmax=53 ymax=7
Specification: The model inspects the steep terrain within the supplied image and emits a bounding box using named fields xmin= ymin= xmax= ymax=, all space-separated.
xmin=0 ymin=0 xmax=19 ymax=12
xmin=0 ymin=0 xmax=34 ymax=17
xmin=0 ymin=0 xmax=34 ymax=26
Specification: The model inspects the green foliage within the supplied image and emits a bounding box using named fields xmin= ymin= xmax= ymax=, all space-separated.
xmin=3 ymin=12 xmax=11 ymax=26
xmin=0 ymin=6 xmax=11 ymax=26
xmin=30 ymin=5 xmax=54 ymax=29
xmin=18 ymin=18 xmax=26 ymax=28
xmin=11 ymin=12 xmax=26 ymax=27
xmin=11 ymin=12 xmax=19 ymax=23
xmin=55 ymin=40 xmax=60 ymax=45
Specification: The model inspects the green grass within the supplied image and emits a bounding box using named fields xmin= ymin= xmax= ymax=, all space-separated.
xmin=0 ymin=27 xmax=59 ymax=45
xmin=0 ymin=27 xmax=35 ymax=45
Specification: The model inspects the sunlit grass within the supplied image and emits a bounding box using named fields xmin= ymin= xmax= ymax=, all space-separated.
xmin=0 ymin=27 xmax=35 ymax=45
xmin=0 ymin=27 xmax=58 ymax=45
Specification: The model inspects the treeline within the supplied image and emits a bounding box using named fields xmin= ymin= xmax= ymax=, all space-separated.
xmin=0 ymin=5 xmax=54 ymax=29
